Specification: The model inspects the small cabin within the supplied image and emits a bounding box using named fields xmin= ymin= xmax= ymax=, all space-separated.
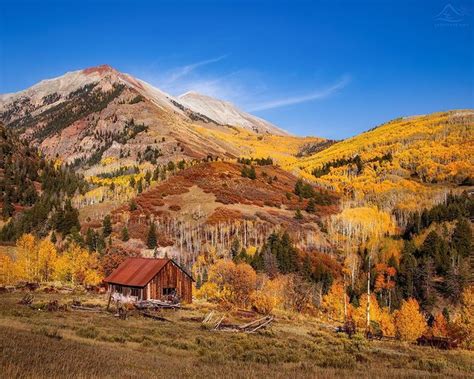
xmin=104 ymin=258 xmax=194 ymax=303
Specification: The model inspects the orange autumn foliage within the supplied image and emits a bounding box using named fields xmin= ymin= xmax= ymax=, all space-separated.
xmin=432 ymin=313 xmax=448 ymax=338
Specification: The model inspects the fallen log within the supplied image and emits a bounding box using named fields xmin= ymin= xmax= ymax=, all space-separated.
xmin=135 ymin=299 xmax=181 ymax=310
xmin=141 ymin=312 xmax=172 ymax=322
xmin=18 ymin=293 xmax=34 ymax=305
xmin=211 ymin=314 xmax=275 ymax=333
xmin=71 ymin=305 xmax=103 ymax=313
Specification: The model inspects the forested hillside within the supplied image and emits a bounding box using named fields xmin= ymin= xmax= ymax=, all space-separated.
xmin=0 ymin=123 xmax=87 ymax=241
xmin=293 ymin=110 xmax=474 ymax=222
xmin=98 ymin=160 xmax=339 ymax=266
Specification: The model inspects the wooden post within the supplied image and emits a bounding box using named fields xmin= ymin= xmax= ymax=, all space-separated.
xmin=343 ymin=273 xmax=347 ymax=322
xmin=366 ymin=256 xmax=371 ymax=332
xmin=106 ymin=289 xmax=113 ymax=311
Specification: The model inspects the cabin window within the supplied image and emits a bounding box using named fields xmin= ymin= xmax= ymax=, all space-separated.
xmin=131 ymin=288 xmax=140 ymax=297
xmin=163 ymin=288 xmax=175 ymax=296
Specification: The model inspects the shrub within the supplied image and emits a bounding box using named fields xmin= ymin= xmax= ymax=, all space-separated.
xmin=76 ymin=326 xmax=99 ymax=339
xmin=33 ymin=327 xmax=62 ymax=340
xmin=206 ymin=260 xmax=257 ymax=307
xmin=251 ymin=291 xmax=276 ymax=314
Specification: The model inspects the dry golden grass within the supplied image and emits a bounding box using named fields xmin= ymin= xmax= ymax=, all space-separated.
xmin=1 ymin=292 xmax=473 ymax=378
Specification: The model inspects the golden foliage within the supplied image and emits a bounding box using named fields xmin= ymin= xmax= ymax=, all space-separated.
xmin=250 ymin=275 xmax=288 ymax=314
xmin=15 ymin=234 xmax=38 ymax=281
xmin=379 ymin=308 xmax=396 ymax=337
xmin=206 ymin=260 xmax=257 ymax=307
xmin=291 ymin=111 xmax=474 ymax=212
xmin=328 ymin=206 xmax=397 ymax=252
xmin=0 ymin=252 xmax=16 ymax=285
xmin=394 ymin=298 xmax=427 ymax=341
xmin=195 ymin=281 xmax=220 ymax=301
xmin=194 ymin=125 xmax=323 ymax=171
xmin=37 ymin=239 xmax=58 ymax=282
xmin=353 ymin=294 xmax=381 ymax=328
xmin=54 ymin=243 xmax=102 ymax=286
xmin=451 ymin=285 xmax=474 ymax=349
xmin=250 ymin=291 xmax=276 ymax=314
xmin=322 ymin=282 xmax=350 ymax=321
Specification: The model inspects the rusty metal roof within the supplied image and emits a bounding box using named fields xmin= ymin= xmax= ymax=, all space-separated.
xmin=103 ymin=258 xmax=170 ymax=287
xmin=103 ymin=257 xmax=194 ymax=287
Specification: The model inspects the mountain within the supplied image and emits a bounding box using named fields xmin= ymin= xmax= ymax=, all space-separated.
xmin=178 ymin=91 xmax=288 ymax=136
xmin=0 ymin=65 xmax=291 ymax=174
xmin=2 ymin=65 xmax=471 ymax=231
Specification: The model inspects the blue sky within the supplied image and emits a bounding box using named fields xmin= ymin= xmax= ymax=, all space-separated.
xmin=0 ymin=0 xmax=472 ymax=139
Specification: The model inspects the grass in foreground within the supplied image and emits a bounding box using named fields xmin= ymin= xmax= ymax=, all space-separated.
xmin=0 ymin=292 xmax=473 ymax=378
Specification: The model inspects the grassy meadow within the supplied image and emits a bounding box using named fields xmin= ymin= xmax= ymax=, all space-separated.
xmin=0 ymin=291 xmax=473 ymax=378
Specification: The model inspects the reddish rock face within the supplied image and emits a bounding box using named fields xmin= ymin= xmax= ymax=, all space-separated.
xmin=83 ymin=64 xmax=117 ymax=75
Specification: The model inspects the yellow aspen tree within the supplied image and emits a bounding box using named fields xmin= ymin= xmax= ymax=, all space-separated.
xmin=394 ymin=298 xmax=427 ymax=342
xmin=0 ymin=253 xmax=17 ymax=284
xmin=15 ymin=234 xmax=39 ymax=281
xmin=53 ymin=243 xmax=102 ymax=286
xmin=37 ymin=239 xmax=57 ymax=282
xmin=379 ymin=307 xmax=396 ymax=337
xmin=322 ymin=282 xmax=349 ymax=322
xmin=353 ymin=293 xmax=381 ymax=328
xmin=53 ymin=252 xmax=72 ymax=283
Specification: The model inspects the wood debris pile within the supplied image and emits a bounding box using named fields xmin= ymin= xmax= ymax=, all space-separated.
xmin=71 ymin=300 xmax=103 ymax=313
xmin=203 ymin=311 xmax=274 ymax=333
xmin=18 ymin=293 xmax=34 ymax=305
xmin=135 ymin=299 xmax=181 ymax=310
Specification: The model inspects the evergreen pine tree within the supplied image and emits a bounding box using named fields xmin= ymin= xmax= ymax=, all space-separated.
xmin=305 ymin=198 xmax=316 ymax=213
xmin=102 ymin=215 xmax=112 ymax=238
xmin=2 ymin=193 xmax=14 ymax=219
xmin=147 ymin=222 xmax=157 ymax=249
xmin=452 ymin=217 xmax=472 ymax=258
xmin=398 ymin=241 xmax=417 ymax=298
xmin=230 ymin=238 xmax=240 ymax=260
xmin=295 ymin=208 xmax=303 ymax=220
xmin=86 ymin=227 xmax=95 ymax=251
xmin=415 ymin=257 xmax=436 ymax=308
xmin=248 ymin=166 xmax=257 ymax=180
xmin=121 ymin=226 xmax=130 ymax=242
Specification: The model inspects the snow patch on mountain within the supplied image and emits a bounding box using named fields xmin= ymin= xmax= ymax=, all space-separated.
xmin=178 ymin=92 xmax=288 ymax=135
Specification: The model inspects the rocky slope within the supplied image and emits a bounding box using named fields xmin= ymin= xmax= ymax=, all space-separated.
xmin=178 ymin=91 xmax=288 ymax=135
xmin=0 ymin=65 xmax=294 ymax=175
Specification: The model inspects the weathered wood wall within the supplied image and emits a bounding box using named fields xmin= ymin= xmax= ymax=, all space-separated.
xmin=146 ymin=261 xmax=193 ymax=303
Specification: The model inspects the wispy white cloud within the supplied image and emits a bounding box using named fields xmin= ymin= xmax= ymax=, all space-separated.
xmin=163 ymin=55 xmax=228 ymax=85
xmin=134 ymin=57 xmax=350 ymax=115
xmin=247 ymin=75 xmax=351 ymax=112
